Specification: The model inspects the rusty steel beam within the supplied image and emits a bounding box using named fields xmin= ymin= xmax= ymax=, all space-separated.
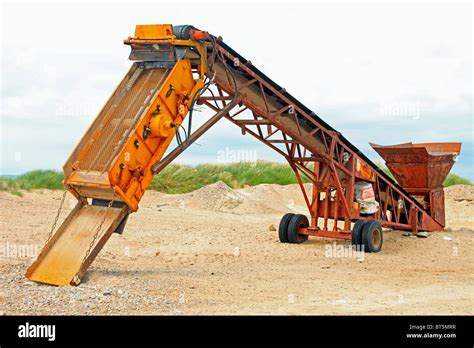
xmin=234 ymin=119 xmax=274 ymax=125
xmin=206 ymin=44 xmax=444 ymax=230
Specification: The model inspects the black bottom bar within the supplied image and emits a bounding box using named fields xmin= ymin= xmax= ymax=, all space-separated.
xmin=0 ymin=315 xmax=472 ymax=346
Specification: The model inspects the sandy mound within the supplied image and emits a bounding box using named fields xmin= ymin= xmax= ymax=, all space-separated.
xmin=182 ymin=181 xmax=248 ymax=212
xmin=444 ymin=185 xmax=474 ymax=230
xmin=168 ymin=181 xmax=308 ymax=215
xmin=445 ymin=184 xmax=474 ymax=201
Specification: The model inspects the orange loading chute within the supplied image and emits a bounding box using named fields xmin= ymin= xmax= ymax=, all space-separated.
xmin=27 ymin=25 xmax=206 ymax=286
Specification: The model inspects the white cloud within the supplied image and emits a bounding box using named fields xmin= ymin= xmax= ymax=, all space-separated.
xmin=0 ymin=0 xmax=472 ymax=179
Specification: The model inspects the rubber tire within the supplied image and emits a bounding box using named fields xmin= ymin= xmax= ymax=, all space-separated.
xmin=287 ymin=214 xmax=309 ymax=244
xmin=278 ymin=213 xmax=294 ymax=243
xmin=361 ymin=220 xmax=383 ymax=253
xmin=351 ymin=220 xmax=367 ymax=250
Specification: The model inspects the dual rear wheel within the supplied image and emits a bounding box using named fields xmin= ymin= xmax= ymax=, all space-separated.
xmin=278 ymin=213 xmax=309 ymax=244
xmin=278 ymin=213 xmax=383 ymax=253
xmin=352 ymin=219 xmax=383 ymax=253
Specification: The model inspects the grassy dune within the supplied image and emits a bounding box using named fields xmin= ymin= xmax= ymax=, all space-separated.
xmin=0 ymin=170 xmax=64 ymax=195
xmin=148 ymin=162 xmax=303 ymax=193
xmin=0 ymin=161 xmax=471 ymax=195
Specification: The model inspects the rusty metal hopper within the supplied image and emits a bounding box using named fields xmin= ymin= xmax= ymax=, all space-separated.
xmin=370 ymin=142 xmax=461 ymax=189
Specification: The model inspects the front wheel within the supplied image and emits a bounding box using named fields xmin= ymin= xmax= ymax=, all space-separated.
xmin=287 ymin=214 xmax=309 ymax=244
xmin=278 ymin=213 xmax=294 ymax=243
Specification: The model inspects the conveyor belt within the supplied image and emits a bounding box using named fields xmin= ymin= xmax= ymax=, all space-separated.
xmin=214 ymin=40 xmax=425 ymax=211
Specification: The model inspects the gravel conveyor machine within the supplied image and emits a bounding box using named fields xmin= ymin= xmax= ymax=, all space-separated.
xmin=26 ymin=24 xmax=461 ymax=286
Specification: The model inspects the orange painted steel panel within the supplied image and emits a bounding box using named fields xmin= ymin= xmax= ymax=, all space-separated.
xmin=76 ymin=68 xmax=170 ymax=173
xmin=134 ymin=24 xmax=174 ymax=39
xmin=64 ymin=60 xmax=198 ymax=211
xmin=108 ymin=59 xmax=198 ymax=210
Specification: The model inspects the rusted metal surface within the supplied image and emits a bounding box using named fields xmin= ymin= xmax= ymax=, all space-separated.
xmin=26 ymin=203 xmax=127 ymax=286
xmin=193 ymin=33 xmax=464 ymax=237
xmin=371 ymin=142 xmax=460 ymax=227
xmin=370 ymin=142 xmax=461 ymax=188
xmin=203 ymin=40 xmax=449 ymax=234
xmin=299 ymin=228 xmax=352 ymax=240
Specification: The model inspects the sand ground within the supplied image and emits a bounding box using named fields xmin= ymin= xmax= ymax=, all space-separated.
xmin=0 ymin=183 xmax=472 ymax=315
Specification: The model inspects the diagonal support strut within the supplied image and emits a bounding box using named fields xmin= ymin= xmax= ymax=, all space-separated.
xmin=150 ymin=94 xmax=243 ymax=174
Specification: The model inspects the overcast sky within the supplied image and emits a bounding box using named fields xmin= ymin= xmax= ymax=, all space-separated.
xmin=0 ymin=0 xmax=472 ymax=179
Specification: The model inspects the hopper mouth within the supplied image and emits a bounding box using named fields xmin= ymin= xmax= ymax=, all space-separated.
xmin=371 ymin=142 xmax=461 ymax=189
